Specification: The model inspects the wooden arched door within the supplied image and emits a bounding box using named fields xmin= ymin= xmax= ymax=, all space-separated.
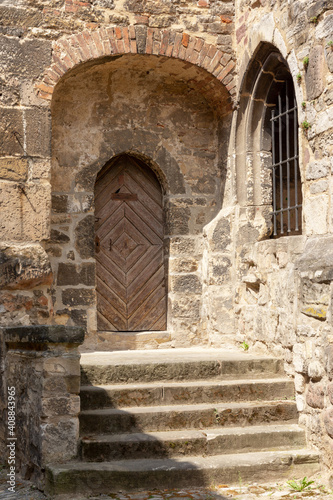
xmin=94 ymin=155 xmax=167 ymax=331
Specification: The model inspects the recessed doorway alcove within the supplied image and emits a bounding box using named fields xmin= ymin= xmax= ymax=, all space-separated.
xmin=50 ymin=53 xmax=232 ymax=350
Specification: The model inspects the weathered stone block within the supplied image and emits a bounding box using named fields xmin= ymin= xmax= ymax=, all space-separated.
xmin=326 ymin=346 xmax=333 ymax=380
xmin=293 ymin=344 xmax=307 ymax=374
xmin=169 ymin=237 xmax=197 ymax=256
xmin=306 ymin=382 xmax=325 ymax=409
xmin=52 ymin=194 xmax=68 ymax=214
xmin=211 ymin=217 xmax=231 ymax=252
xmin=30 ymin=159 xmax=50 ymax=181
xmin=0 ymin=108 xmax=24 ymax=156
xmin=323 ymin=408 xmax=333 ymax=438
xmin=328 ymin=382 xmax=333 ymax=405
xmin=57 ymin=263 xmax=95 ymax=287
xmin=0 ymin=243 xmax=52 ymax=290
xmin=306 ymin=162 xmax=328 ymax=180
xmin=170 ymin=257 xmax=198 ymax=273
xmin=75 ymin=216 xmax=95 ymax=259
xmin=172 ymin=295 xmax=201 ymax=319
xmin=305 ymin=45 xmax=324 ymax=100
xmin=0 ymin=181 xmax=51 ymax=241
xmin=0 ymin=157 xmax=28 ymax=182
xmin=307 ymin=0 xmax=333 ymax=20
xmin=315 ymin=13 xmax=333 ymax=39
xmin=303 ymin=195 xmax=328 ymax=235
xmin=62 ymin=288 xmax=96 ymax=306
xmin=25 ymin=107 xmax=51 ymax=157
xmin=43 ymin=375 xmax=69 ymax=396
xmin=301 ymin=305 xmax=327 ymax=320
xmin=0 ymin=34 xmax=51 ymax=80
xmin=191 ymin=174 xmax=216 ymax=194
xmin=50 ymin=229 xmax=70 ymax=244
xmin=41 ymin=396 xmax=80 ymax=418
xmin=310 ymin=179 xmax=328 ymax=194
xmin=294 ymin=373 xmax=305 ymax=393
xmin=3 ymin=325 xmax=84 ymax=346
xmin=301 ymin=279 xmax=329 ymax=319
xmin=41 ymin=418 xmax=79 ymax=462
xmin=166 ymin=207 xmax=191 ymax=235
xmin=171 ymin=274 xmax=202 ymax=293
xmin=209 ymin=256 xmax=231 ymax=285
xmin=296 ymin=235 xmax=333 ymax=271
xmin=56 ymin=308 xmax=88 ymax=329
xmin=0 ymin=74 xmax=20 ymax=106
xmin=135 ymin=25 xmax=148 ymax=54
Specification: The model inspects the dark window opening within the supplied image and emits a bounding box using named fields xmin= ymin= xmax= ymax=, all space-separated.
xmin=269 ymin=77 xmax=302 ymax=237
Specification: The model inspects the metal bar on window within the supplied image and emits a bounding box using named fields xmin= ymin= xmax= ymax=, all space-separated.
xmin=286 ymin=81 xmax=291 ymax=232
xmin=269 ymin=155 xmax=299 ymax=169
xmin=278 ymin=93 xmax=284 ymax=234
xmin=271 ymin=108 xmax=277 ymax=236
xmin=270 ymin=105 xmax=297 ymax=121
xmin=274 ymin=204 xmax=302 ymax=214
xmin=294 ymin=95 xmax=299 ymax=231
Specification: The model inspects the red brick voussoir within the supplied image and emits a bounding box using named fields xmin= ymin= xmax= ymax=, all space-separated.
xmin=35 ymin=26 xmax=236 ymax=101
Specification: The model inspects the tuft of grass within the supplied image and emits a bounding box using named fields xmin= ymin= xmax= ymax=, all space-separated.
xmin=240 ymin=341 xmax=249 ymax=351
xmin=287 ymin=477 xmax=314 ymax=491
xmin=309 ymin=16 xmax=318 ymax=24
xmin=301 ymin=101 xmax=306 ymax=109
xmin=301 ymin=120 xmax=311 ymax=130
xmin=238 ymin=472 xmax=243 ymax=493
xmin=296 ymin=72 xmax=302 ymax=83
xmin=303 ymin=56 xmax=309 ymax=69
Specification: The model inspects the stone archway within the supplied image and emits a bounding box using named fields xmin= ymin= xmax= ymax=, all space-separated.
xmin=47 ymin=29 xmax=234 ymax=350
xmin=36 ymin=25 xmax=236 ymax=114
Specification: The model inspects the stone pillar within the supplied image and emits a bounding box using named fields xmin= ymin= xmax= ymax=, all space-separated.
xmin=0 ymin=325 xmax=84 ymax=484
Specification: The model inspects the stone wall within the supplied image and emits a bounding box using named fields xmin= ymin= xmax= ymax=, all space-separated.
xmin=0 ymin=326 xmax=84 ymax=483
xmin=0 ymin=0 xmax=236 ymax=349
xmin=228 ymin=0 xmax=333 ymax=477
xmin=1 ymin=0 xmax=333 ymax=480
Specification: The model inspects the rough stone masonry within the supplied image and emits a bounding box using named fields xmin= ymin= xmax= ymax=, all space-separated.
xmin=0 ymin=0 xmax=333 ymax=487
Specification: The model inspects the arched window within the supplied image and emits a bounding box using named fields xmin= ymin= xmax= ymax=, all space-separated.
xmin=268 ymin=74 xmax=302 ymax=236
xmin=236 ymin=43 xmax=303 ymax=239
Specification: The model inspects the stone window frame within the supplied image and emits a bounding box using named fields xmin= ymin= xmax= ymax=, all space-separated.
xmin=235 ymin=42 xmax=303 ymax=240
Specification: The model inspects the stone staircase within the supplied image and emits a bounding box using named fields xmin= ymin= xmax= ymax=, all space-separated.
xmin=46 ymin=348 xmax=320 ymax=496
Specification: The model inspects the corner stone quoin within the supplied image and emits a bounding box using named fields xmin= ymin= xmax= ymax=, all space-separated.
xmin=35 ymin=26 xmax=236 ymax=101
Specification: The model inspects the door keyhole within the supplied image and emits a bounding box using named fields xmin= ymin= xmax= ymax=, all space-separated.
xmin=95 ymin=235 xmax=100 ymax=254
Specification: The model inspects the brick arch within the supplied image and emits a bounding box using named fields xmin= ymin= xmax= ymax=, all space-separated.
xmin=36 ymin=26 xmax=236 ymax=105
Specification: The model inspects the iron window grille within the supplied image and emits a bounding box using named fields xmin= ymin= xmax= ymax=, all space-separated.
xmin=270 ymin=79 xmax=302 ymax=237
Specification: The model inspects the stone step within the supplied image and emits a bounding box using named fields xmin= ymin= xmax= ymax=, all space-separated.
xmin=80 ymin=423 xmax=306 ymax=461
xmin=80 ymin=377 xmax=294 ymax=410
xmin=80 ymin=348 xmax=284 ymax=385
xmin=79 ymin=400 xmax=298 ymax=435
xmin=46 ymin=449 xmax=320 ymax=496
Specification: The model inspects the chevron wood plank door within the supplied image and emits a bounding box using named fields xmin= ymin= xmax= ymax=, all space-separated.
xmin=94 ymin=155 xmax=167 ymax=331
